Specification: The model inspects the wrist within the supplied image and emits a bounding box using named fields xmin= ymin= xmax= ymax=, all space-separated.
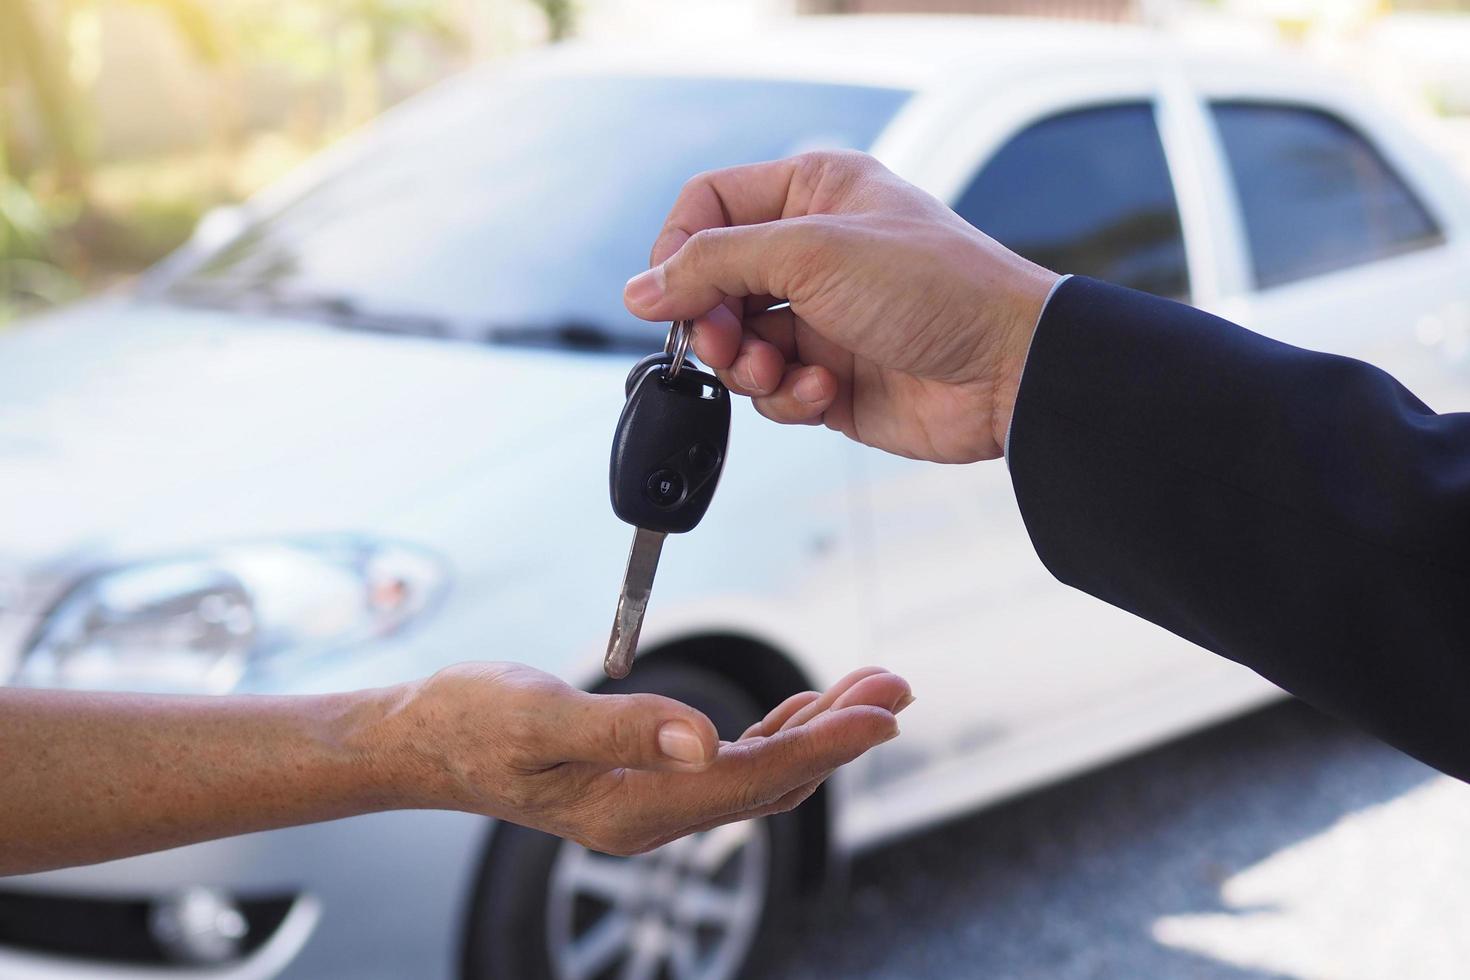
xmin=325 ymin=681 xmax=440 ymax=811
xmin=986 ymin=262 xmax=1060 ymax=455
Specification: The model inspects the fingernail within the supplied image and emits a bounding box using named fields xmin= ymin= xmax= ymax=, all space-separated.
xmin=736 ymin=361 xmax=758 ymax=391
xmin=625 ymin=266 xmax=666 ymax=310
xmin=794 ymin=372 xmax=827 ymax=404
xmin=894 ymin=693 xmax=915 ymax=714
xmin=658 ymin=721 xmax=708 ymax=765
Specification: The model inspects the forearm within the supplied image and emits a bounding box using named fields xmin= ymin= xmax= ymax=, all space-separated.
xmin=0 ymin=685 xmax=415 ymax=876
xmin=1008 ymin=276 xmax=1470 ymax=781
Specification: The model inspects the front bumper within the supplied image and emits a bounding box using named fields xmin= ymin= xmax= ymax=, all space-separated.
xmin=0 ymin=809 xmax=490 ymax=979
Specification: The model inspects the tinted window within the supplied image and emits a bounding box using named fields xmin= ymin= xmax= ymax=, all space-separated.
xmin=954 ymin=104 xmax=1189 ymax=299
xmin=1212 ymin=102 xmax=1442 ymax=289
xmin=175 ymin=76 xmax=909 ymax=345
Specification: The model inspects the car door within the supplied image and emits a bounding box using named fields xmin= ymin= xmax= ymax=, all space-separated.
xmin=1191 ymin=81 xmax=1470 ymax=412
xmin=842 ymin=80 xmax=1279 ymax=844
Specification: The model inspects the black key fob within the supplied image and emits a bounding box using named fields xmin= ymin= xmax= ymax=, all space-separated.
xmin=610 ymin=364 xmax=730 ymax=534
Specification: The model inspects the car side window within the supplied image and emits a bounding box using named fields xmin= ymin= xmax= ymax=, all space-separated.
xmin=1211 ymin=102 xmax=1444 ymax=290
xmin=953 ymin=103 xmax=1189 ymax=300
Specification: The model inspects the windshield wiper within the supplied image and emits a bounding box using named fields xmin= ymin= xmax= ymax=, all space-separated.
xmin=167 ymin=282 xmax=456 ymax=338
xmin=484 ymin=321 xmax=657 ymax=354
xmin=259 ymin=292 xmax=455 ymax=338
xmin=168 ymin=281 xmax=655 ymax=353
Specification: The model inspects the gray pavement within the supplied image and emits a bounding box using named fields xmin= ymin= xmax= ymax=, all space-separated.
xmin=770 ymin=701 xmax=1470 ymax=980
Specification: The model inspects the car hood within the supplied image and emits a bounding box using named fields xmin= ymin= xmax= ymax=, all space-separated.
xmin=0 ymin=300 xmax=632 ymax=566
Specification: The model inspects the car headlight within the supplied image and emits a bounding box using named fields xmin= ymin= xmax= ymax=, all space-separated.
xmin=14 ymin=537 xmax=449 ymax=693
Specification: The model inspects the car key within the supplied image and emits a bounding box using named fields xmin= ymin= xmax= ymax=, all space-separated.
xmin=605 ymin=321 xmax=731 ymax=678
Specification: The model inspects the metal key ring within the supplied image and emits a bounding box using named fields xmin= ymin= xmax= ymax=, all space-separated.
xmin=663 ymin=320 xmax=693 ymax=380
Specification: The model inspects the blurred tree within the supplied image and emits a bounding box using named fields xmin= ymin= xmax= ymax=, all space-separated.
xmin=532 ymin=0 xmax=578 ymax=40
xmin=0 ymin=136 xmax=74 ymax=320
xmin=1 ymin=0 xmax=82 ymax=318
xmin=2 ymin=0 xmax=223 ymax=185
xmin=138 ymin=0 xmax=226 ymax=62
xmin=1 ymin=0 xmax=224 ymax=319
xmin=0 ymin=0 xmax=87 ymax=188
xmin=230 ymin=1 xmax=465 ymax=128
xmin=0 ymin=0 xmax=491 ymax=321
xmin=336 ymin=0 xmax=465 ymax=124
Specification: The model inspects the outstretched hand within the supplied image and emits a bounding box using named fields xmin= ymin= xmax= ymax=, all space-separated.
xmin=2 ymin=664 xmax=908 ymax=875
xmin=394 ymin=663 xmax=911 ymax=855
xmin=623 ymin=150 xmax=1059 ymax=463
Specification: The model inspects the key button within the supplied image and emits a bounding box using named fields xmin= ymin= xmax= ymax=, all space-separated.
xmin=645 ymin=469 xmax=685 ymax=507
xmin=687 ymin=441 xmax=720 ymax=476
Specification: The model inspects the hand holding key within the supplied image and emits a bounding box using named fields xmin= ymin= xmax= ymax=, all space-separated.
xmin=623 ymin=150 xmax=1061 ymax=464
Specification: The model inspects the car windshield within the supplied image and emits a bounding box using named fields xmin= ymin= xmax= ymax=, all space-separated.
xmin=170 ymin=74 xmax=910 ymax=350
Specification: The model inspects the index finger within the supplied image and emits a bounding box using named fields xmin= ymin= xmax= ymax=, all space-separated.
xmin=649 ymin=157 xmax=804 ymax=266
xmin=623 ymin=704 xmax=898 ymax=831
xmin=739 ymin=666 xmax=891 ymax=741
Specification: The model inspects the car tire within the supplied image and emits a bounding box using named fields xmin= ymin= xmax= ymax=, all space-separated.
xmin=461 ymin=661 xmax=802 ymax=980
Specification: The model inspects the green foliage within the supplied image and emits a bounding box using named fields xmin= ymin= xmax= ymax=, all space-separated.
xmin=0 ymin=0 xmax=491 ymax=321
xmin=0 ymin=0 xmax=88 ymax=181
xmin=0 ymin=174 xmax=52 ymax=260
xmin=533 ymin=0 xmax=578 ymax=40
xmin=88 ymin=191 xmax=206 ymax=268
xmin=220 ymin=0 xmax=465 ymax=83
xmin=0 ymin=171 xmax=81 ymax=324
xmin=133 ymin=0 xmax=225 ymax=63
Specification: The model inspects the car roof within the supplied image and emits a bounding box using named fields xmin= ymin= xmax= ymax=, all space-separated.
xmin=525 ymin=15 xmax=1307 ymax=93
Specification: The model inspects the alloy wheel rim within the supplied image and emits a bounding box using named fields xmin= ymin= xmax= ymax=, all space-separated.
xmin=546 ymin=818 xmax=770 ymax=980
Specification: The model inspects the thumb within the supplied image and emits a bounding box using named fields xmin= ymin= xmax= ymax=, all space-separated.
xmin=624 ymin=221 xmax=808 ymax=322
xmin=556 ymin=692 xmax=720 ymax=773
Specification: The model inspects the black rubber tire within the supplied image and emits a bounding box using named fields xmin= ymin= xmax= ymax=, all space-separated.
xmin=461 ymin=662 xmax=801 ymax=980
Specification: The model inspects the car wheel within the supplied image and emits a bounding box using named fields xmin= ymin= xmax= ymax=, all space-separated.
xmin=461 ymin=661 xmax=802 ymax=980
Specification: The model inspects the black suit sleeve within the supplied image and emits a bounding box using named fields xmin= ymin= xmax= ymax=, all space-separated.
xmin=1007 ymin=276 xmax=1470 ymax=781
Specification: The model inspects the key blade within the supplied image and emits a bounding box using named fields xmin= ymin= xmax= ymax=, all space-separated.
xmin=605 ymin=527 xmax=667 ymax=679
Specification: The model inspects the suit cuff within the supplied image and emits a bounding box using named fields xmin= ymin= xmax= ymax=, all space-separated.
xmin=1003 ymin=273 xmax=1072 ymax=463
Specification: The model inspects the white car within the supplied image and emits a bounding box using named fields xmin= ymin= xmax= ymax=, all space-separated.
xmin=3 ymin=16 xmax=1468 ymax=980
